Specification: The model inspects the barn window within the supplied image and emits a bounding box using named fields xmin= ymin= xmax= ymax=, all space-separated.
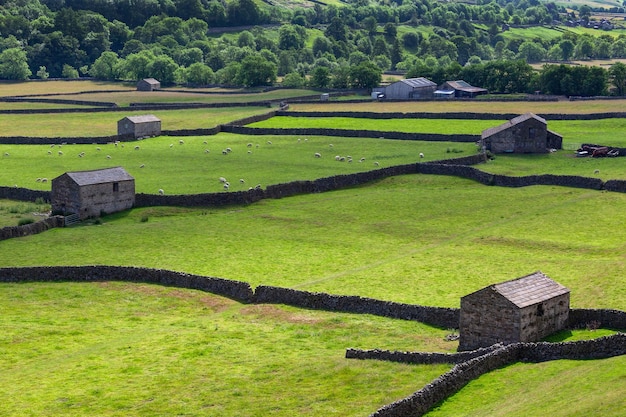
xmin=536 ymin=303 xmax=544 ymax=317
xmin=113 ymin=182 xmax=119 ymax=192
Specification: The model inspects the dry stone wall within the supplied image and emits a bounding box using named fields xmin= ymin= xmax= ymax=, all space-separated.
xmin=0 ymin=216 xmax=64 ymax=241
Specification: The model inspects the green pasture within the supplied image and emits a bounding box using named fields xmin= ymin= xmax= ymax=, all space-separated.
xmin=0 ymin=199 xmax=49 ymax=227
xmin=0 ymin=134 xmax=475 ymax=193
xmin=1 ymin=174 xmax=625 ymax=311
xmin=0 ymin=107 xmax=270 ymax=137
xmin=0 ymin=281 xmax=452 ymax=417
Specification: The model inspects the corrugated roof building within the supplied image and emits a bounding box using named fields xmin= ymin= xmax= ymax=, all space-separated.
xmin=117 ymin=114 xmax=161 ymax=139
xmin=51 ymin=167 xmax=135 ymax=219
xmin=382 ymin=77 xmax=437 ymax=100
xmin=435 ymin=80 xmax=488 ymax=98
xmin=459 ymin=271 xmax=570 ymax=351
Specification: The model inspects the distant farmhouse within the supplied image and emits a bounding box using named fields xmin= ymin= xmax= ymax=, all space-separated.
xmin=117 ymin=114 xmax=161 ymax=139
xmin=480 ymin=113 xmax=563 ymax=154
xmin=375 ymin=77 xmax=437 ymax=100
xmin=459 ymin=271 xmax=570 ymax=351
xmin=137 ymin=78 xmax=161 ymax=91
xmin=434 ymin=80 xmax=488 ymax=99
xmin=51 ymin=167 xmax=135 ymax=220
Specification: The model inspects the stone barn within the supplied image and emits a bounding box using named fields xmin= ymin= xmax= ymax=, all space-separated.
xmin=381 ymin=77 xmax=437 ymax=100
xmin=137 ymin=78 xmax=160 ymax=91
xmin=458 ymin=271 xmax=570 ymax=351
xmin=480 ymin=113 xmax=562 ymax=154
xmin=51 ymin=167 xmax=135 ymax=220
xmin=117 ymin=114 xmax=161 ymax=139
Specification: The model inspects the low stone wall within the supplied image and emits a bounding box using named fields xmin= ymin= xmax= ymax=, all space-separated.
xmin=0 ymin=186 xmax=50 ymax=201
xmin=568 ymin=308 xmax=626 ymax=330
xmin=221 ymin=110 xmax=277 ymax=126
xmin=0 ymin=216 xmax=64 ymax=241
xmin=0 ymin=135 xmax=118 ymax=145
xmin=367 ymin=333 xmax=626 ymax=417
xmin=220 ymin=125 xmax=479 ymax=143
xmin=346 ymin=344 xmax=503 ymax=365
xmin=0 ymin=266 xmax=255 ymax=303
xmin=254 ymin=286 xmax=459 ymax=328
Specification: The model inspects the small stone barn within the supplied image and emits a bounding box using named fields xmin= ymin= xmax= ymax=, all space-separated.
xmin=117 ymin=114 xmax=161 ymax=139
xmin=382 ymin=77 xmax=437 ymax=100
xmin=51 ymin=167 xmax=135 ymax=220
xmin=137 ymin=78 xmax=160 ymax=91
xmin=480 ymin=113 xmax=563 ymax=154
xmin=458 ymin=271 xmax=570 ymax=351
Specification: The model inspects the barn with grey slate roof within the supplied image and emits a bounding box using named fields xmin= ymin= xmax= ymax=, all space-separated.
xmin=117 ymin=114 xmax=161 ymax=139
xmin=458 ymin=271 xmax=570 ymax=351
xmin=479 ymin=113 xmax=562 ymax=154
xmin=137 ymin=78 xmax=161 ymax=91
xmin=51 ymin=167 xmax=135 ymax=220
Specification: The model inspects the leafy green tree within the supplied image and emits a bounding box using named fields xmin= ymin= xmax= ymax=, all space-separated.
xmin=402 ymin=32 xmax=421 ymax=49
xmin=36 ymin=66 xmax=49 ymax=79
xmin=325 ymin=17 xmax=347 ymax=42
xmin=282 ymin=72 xmax=306 ymax=88
xmin=62 ymin=64 xmax=79 ymax=78
xmin=227 ymin=0 xmax=262 ymax=26
xmin=0 ymin=48 xmax=31 ymax=80
xmin=238 ymin=53 xmax=277 ymax=87
xmin=90 ymin=51 xmax=120 ymax=80
xmin=312 ymin=36 xmax=333 ymax=57
xmin=148 ymin=54 xmax=179 ymax=84
xmin=362 ymin=16 xmax=377 ymax=36
xmin=310 ymin=66 xmax=331 ymax=88
xmin=177 ymin=47 xmax=204 ymax=67
xmin=609 ymin=62 xmax=626 ymax=95
xmin=349 ymin=61 xmax=382 ymax=89
xmin=559 ymin=39 xmax=574 ymax=61
xmin=120 ymin=50 xmax=156 ymax=80
xmin=330 ymin=63 xmax=351 ymax=88
xmin=184 ymin=62 xmax=215 ymax=85
xmin=516 ymin=41 xmax=546 ymax=63
xmin=237 ymin=31 xmax=256 ymax=49
xmin=279 ymin=24 xmax=305 ymax=50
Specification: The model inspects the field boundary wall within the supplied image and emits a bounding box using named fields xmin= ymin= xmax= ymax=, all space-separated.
xmin=0 ymin=216 xmax=64 ymax=241
xmin=365 ymin=334 xmax=626 ymax=417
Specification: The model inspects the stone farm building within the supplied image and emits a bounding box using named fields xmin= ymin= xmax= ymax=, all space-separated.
xmin=137 ymin=78 xmax=161 ymax=91
xmin=480 ymin=113 xmax=563 ymax=154
xmin=434 ymin=80 xmax=488 ymax=98
xmin=117 ymin=114 xmax=161 ymax=139
xmin=458 ymin=271 xmax=570 ymax=351
xmin=51 ymin=167 xmax=135 ymax=220
xmin=379 ymin=77 xmax=437 ymax=100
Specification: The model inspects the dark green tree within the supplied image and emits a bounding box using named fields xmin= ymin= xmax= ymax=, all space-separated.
xmin=238 ymin=53 xmax=277 ymax=87
xmin=0 ymin=48 xmax=32 ymax=80
xmin=349 ymin=61 xmax=382 ymax=89
xmin=609 ymin=62 xmax=626 ymax=95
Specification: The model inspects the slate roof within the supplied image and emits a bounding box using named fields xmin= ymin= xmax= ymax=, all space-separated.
xmin=122 ymin=114 xmax=161 ymax=124
xmin=493 ymin=271 xmax=569 ymax=308
xmin=481 ymin=112 xmax=546 ymax=139
xmin=64 ymin=167 xmax=134 ymax=186
xmin=141 ymin=78 xmax=160 ymax=85
xmin=400 ymin=77 xmax=437 ymax=89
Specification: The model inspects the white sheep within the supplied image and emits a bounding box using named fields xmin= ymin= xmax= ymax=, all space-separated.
xmin=219 ymin=177 xmax=227 ymax=183
xmin=419 ymin=152 xmax=424 ymax=158
xmin=47 ymin=150 xmax=52 ymax=155
xmin=222 ymin=149 xmax=228 ymax=155
xmin=255 ymin=184 xmax=262 ymax=190
xmin=58 ymin=151 xmax=63 ymax=156
xmin=135 ymin=145 xmax=140 ymax=150
xmin=158 ymin=189 xmax=164 ymax=195
xmin=247 ymin=143 xmax=253 ymax=148
xmin=203 ymin=140 xmax=208 ymax=145
xmin=204 ymin=149 xmax=210 ymax=153
xmin=36 ymin=178 xmax=41 ymax=182
xmin=335 ymin=155 xmax=341 ymax=161
xmin=315 ymin=152 xmax=322 ymax=158
xmin=374 ymin=161 xmax=379 ymax=166
xmin=41 ymin=178 xmax=48 ymax=183
xmin=239 ymin=179 xmax=245 ymax=183
xmin=329 ymin=144 xmax=333 ymax=148
xmin=359 ymin=157 xmax=365 ymax=162
xmin=267 ymin=140 xmax=272 ymax=145
xmin=594 ymin=169 xmax=600 ymax=174
xmin=339 ymin=156 xmax=345 ymax=162
xmin=170 ymin=143 xmax=173 ymax=148
xmin=223 ymin=183 xmax=229 ymax=190
xmin=106 ymin=155 xmax=111 ymax=159
xmin=179 ymin=139 xmax=184 ymax=145
xmin=140 ymin=164 xmax=145 ymax=168
xmin=226 ymin=147 xmax=232 ymax=153
xmin=96 ymin=147 xmax=101 ymax=151
xmin=247 ymin=150 xmax=252 ymax=154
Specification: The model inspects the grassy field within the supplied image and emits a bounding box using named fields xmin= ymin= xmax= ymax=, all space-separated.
xmin=0 ymin=134 xmax=476 ymax=193
xmin=1 ymin=86 xmax=624 ymax=416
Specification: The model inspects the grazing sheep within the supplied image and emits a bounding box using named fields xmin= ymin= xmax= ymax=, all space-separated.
xmin=247 ymin=150 xmax=252 ymax=154
xmin=179 ymin=139 xmax=184 ymax=145
xmin=329 ymin=144 xmax=333 ymax=148
xmin=335 ymin=155 xmax=341 ymax=161
xmin=222 ymin=149 xmax=228 ymax=155
xmin=47 ymin=150 xmax=52 ymax=155
xmin=239 ymin=179 xmax=245 ymax=183
xmin=594 ymin=169 xmax=600 ymax=174
xmin=96 ymin=147 xmax=101 ymax=151
xmin=339 ymin=157 xmax=346 ymax=162
xmin=225 ymin=147 xmax=232 ymax=153
xmin=58 ymin=151 xmax=63 ymax=156
xmin=158 ymin=189 xmax=164 ymax=195
xmin=114 ymin=142 xmax=118 ymax=147
xmin=170 ymin=143 xmax=173 ymax=148
xmin=256 ymin=144 xmax=259 ymax=148
xmin=219 ymin=177 xmax=227 ymax=183
xmin=304 ymin=138 xmax=308 ymax=142
xmin=374 ymin=161 xmax=379 ymax=166
xmin=41 ymin=178 xmax=48 ymax=183
xmin=203 ymin=141 xmax=208 ymax=145
xmin=106 ymin=155 xmax=111 ymax=159
xmin=135 ymin=145 xmax=140 ymax=150
xmin=223 ymin=183 xmax=229 ymax=190
xmin=315 ymin=152 xmax=322 ymax=158
xmin=50 ymin=144 xmax=55 ymax=148
xmin=3 ymin=152 xmax=9 ymax=156
xmin=419 ymin=152 xmax=424 ymax=158
xmin=359 ymin=157 xmax=365 ymax=162
xmin=247 ymin=143 xmax=253 ymax=148
xmin=36 ymin=178 xmax=41 ymax=182
xmin=204 ymin=149 xmax=210 ymax=153
xmin=140 ymin=164 xmax=145 ymax=168
xmin=267 ymin=140 xmax=272 ymax=145
xmin=347 ymin=158 xmax=353 ymax=162
xmin=297 ymin=138 xmax=301 ymax=142
xmin=255 ymin=184 xmax=262 ymax=190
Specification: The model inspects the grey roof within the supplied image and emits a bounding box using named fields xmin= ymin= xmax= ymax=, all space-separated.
xmin=400 ymin=77 xmax=437 ymax=89
xmin=64 ymin=167 xmax=134 ymax=186
xmin=444 ymin=80 xmax=488 ymax=93
xmin=481 ymin=112 xmax=546 ymax=139
xmin=122 ymin=114 xmax=161 ymax=124
xmin=140 ymin=78 xmax=160 ymax=85
xmin=493 ymin=271 xmax=569 ymax=308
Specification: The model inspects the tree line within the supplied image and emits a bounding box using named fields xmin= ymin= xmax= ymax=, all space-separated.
xmin=0 ymin=0 xmax=624 ymax=96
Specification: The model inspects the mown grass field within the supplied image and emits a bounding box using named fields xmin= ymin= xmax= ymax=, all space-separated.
xmin=0 ymin=83 xmax=624 ymax=416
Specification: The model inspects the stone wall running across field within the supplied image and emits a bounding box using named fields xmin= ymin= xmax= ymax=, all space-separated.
xmin=0 ymin=216 xmax=64 ymax=241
